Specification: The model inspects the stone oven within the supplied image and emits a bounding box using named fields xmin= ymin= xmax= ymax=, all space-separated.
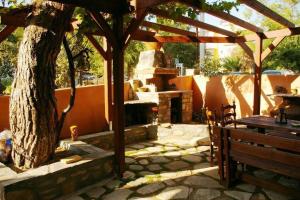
xmin=132 ymin=49 xmax=193 ymax=124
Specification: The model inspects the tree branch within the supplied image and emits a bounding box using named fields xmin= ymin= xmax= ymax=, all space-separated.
xmin=56 ymin=36 xmax=76 ymax=144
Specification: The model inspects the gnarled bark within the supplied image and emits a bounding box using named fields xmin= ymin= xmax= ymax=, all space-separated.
xmin=9 ymin=1 xmax=74 ymax=168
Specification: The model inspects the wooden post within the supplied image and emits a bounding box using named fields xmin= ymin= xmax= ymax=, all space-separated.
xmin=253 ymin=34 xmax=263 ymax=115
xmin=104 ymin=38 xmax=113 ymax=128
xmin=112 ymin=14 xmax=125 ymax=176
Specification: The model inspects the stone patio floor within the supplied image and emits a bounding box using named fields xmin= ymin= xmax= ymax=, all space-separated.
xmin=58 ymin=126 xmax=299 ymax=200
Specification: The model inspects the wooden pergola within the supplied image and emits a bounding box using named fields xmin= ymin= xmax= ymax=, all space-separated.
xmin=1 ymin=0 xmax=300 ymax=176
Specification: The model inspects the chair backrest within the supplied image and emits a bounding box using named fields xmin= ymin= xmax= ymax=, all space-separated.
xmin=206 ymin=108 xmax=218 ymax=127
xmin=221 ymin=101 xmax=236 ymax=128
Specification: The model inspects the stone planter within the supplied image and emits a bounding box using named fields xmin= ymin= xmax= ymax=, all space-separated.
xmin=0 ymin=141 xmax=114 ymax=200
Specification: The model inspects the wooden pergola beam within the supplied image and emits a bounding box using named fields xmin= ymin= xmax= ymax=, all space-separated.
xmin=131 ymin=0 xmax=171 ymax=17
xmin=206 ymin=10 xmax=263 ymax=33
xmin=261 ymin=36 xmax=285 ymax=62
xmin=141 ymin=21 xmax=197 ymax=37
xmin=85 ymin=34 xmax=108 ymax=60
xmin=179 ymin=0 xmax=263 ymax=33
xmin=237 ymin=27 xmax=300 ymax=42
xmin=149 ymin=8 xmax=237 ymax=37
xmin=253 ymin=34 xmax=263 ymax=115
xmin=240 ymin=0 xmax=295 ymax=28
xmin=237 ymin=42 xmax=254 ymax=59
xmin=88 ymin=11 xmax=117 ymax=48
xmin=49 ymin=0 xmax=133 ymax=14
xmin=103 ymin=39 xmax=113 ymax=129
xmin=132 ymin=30 xmax=157 ymax=42
xmin=0 ymin=6 xmax=30 ymax=27
xmin=112 ymin=14 xmax=126 ymax=176
xmin=123 ymin=11 xmax=148 ymax=48
xmin=0 ymin=26 xmax=17 ymax=43
xmin=155 ymin=35 xmax=236 ymax=43
xmin=132 ymin=31 xmax=237 ymax=43
xmin=263 ymin=27 xmax=300 ymax=39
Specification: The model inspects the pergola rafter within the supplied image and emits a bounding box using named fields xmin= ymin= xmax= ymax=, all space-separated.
xmin=141 ymin=21 xmax=197 ymax=37
xmin=240 ymin=0 xmax=295 ymax=28
xmin=149 ymin=8 xmax=237 ymax=37
xmin=179 ymin=0 xmax=263 ymax=33
xmin=205 ymin=10 xmax=263 ymax=33
xmin=1 ymin=0 xmax=300 ymax=177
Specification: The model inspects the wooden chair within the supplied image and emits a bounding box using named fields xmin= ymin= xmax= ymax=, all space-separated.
xmin=221 ymin=101 xmax=237 ymax=128
xmin=213 ymin=126 xmax=225 ymax=183
xmin=205 ymin=108 xmax=218 ymax=166
xmin=222 ymin=127 xmax=300 ymax=198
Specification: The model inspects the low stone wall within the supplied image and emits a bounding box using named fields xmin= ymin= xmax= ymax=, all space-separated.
xmin=0 ymin=142 xmax=114 ymax=200
xmin=79 ymin=124 xmax=158 ymax=150
xmin=0 ymin=124 xmax=157 ymax=200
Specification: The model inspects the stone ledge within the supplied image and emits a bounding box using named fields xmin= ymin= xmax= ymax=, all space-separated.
xmin=1 ymin=141 xmax=114 ymax=200
xmin=77 ymin=124 xmax=158 ymax=150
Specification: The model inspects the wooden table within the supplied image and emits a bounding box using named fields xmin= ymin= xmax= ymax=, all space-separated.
xmin=236 ymin=115 xmax=300 ymax=134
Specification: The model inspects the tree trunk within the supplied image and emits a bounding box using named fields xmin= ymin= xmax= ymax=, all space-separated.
xmin=9 ymin=1 xmax=74 ymax=168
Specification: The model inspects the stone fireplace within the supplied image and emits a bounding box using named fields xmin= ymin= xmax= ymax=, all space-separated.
xmin=131 ymin=49 xmax=193 ymax=124
xmin=135 ymin=91 xmax=193 ymax=123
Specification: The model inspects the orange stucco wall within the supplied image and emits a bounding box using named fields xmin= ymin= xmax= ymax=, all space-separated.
xmin=1 ymin=76 xmax=299 ymax=138
xmin=0 ymin=83 xmax=131 ymax=139
xmin=191 ymin=75 xmax=300 ymax=118
xmin=169 ymin=75 xmax=193 ymax=90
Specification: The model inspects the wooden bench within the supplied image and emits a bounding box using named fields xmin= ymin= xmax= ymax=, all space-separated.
xmin=214 ymin=126 xmax=300 ymax=198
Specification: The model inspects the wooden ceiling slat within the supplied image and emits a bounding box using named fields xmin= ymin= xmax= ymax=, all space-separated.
xmin=240 ymin=0 xmax=295 ymax=28
xmin=149 ymin=8 xmax=237 ymax=37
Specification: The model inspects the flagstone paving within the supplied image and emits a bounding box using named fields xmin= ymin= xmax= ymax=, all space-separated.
xmin=59 ymin=139 xmax=299 ymax=200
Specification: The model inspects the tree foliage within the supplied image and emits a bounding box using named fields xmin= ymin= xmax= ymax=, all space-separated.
xmin=163 ymin=43 xmax=198 ymax=68
xmin=125 ymin=40 xmax=144 ymax=79
xmin=0 ymin=0 xmax=241 ymax=89
xmin=259 ymin=0 xmax=300 ymax=72
xmin=263 ymin=36 xmax=300 ymax=72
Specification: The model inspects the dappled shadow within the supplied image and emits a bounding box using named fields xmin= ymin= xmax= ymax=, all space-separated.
xmin=226 ymin=76 xmax=253 ymax=117
xmin=57 ymin=135 xmax=300 ymax=200
xmin=205 ymin=76 xmax=228 ymax=116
